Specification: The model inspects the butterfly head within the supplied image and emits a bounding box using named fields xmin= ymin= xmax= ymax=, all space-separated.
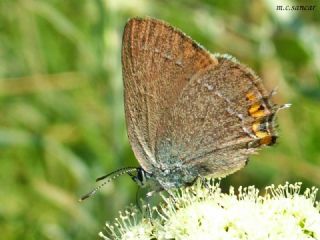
xmin=129 ymin=167 xmax=164 ymax=192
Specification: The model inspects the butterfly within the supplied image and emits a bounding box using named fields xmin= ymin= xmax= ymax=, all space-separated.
xmin=79 ymin=17 xmax=289 ymax=201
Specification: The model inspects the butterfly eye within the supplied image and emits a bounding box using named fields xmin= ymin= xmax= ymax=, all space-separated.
xmin=135 ymin=168 xmax=147 ymax=187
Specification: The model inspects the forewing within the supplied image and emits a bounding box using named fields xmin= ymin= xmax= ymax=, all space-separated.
xmin=122 ymin=18 xmax=218 ymax=171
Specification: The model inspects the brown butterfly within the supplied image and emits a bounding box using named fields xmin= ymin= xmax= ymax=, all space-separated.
xmin=79 ymin=17 xmax=289 ymax=201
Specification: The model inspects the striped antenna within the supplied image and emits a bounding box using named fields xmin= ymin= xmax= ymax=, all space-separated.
xmin=79 ymin=167 xmax=138 ymax=202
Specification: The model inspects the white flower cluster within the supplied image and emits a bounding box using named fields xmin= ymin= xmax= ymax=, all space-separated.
xmin=99 ymin=180 xmax=320 ymax=240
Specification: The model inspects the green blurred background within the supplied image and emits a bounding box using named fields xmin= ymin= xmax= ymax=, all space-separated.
xmin=0 ymin=0 xmax=319 ymax=239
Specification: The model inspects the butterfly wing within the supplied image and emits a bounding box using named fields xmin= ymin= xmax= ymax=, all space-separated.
xmin=155 ymin=55 xmax=278 ymax=178
xmin=122 ymin=18 xmax=218 ymax=172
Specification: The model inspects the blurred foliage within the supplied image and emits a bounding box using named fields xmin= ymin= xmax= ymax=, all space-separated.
xmin=0 ymin=0 xmax=319 ymax=239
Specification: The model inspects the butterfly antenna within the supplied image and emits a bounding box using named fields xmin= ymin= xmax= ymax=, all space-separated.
xmin=78 ymin=167 xmax=138 ymax=202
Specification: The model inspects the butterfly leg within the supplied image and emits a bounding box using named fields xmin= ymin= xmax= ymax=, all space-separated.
xmin=198 ymin=175 xmax=210 ymax=189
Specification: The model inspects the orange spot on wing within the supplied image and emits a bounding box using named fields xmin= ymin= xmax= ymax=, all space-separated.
xmin=260 ymin=135 xmax=273 ymax=145
xmin=248 ymin=103 xmax=261 ymax=115
xmin=246 ymin=91 xmax=256 ymax=101
xmin=252 ymin=122 xmax=260 ymax=133
xmin=255 ymin=131 xmax=269 ymax=139
xmin=251 ymin=110 xmax=267 ymax=118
